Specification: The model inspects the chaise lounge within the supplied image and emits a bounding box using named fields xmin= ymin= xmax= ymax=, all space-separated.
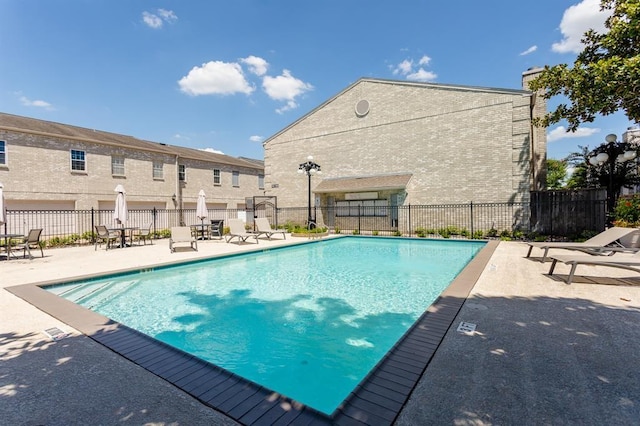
xmin=525 ymin=226 xmax=640 ymax=262
xmin=170 ymin=226 xmax=198 ymax=252
xmin=547 ymin=251 xmax=640 ymax=284
xmin=225 ymin=219 xmax=259 ymax=244
xmin=254 ymin=218 xmax=286 ymax=240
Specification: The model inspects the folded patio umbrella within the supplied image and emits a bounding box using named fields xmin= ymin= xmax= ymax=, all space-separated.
xmin=196 ymin=189 xmax=208 ymax=225
xmin=113 ymin=184 xmax=128 ymax=226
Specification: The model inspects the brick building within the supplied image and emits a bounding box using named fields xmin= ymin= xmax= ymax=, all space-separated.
xmin=0 ymin=113 xmax=264 ymax=213
xmin=263 ymin=69 xmax=546 ymax=229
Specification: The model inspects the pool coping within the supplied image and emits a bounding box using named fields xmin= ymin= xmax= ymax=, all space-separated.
xmin=7 ymin=238 xmax=498 ymax=426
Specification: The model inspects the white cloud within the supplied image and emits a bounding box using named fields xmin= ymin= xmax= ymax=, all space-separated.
xmin=200 ymin=147 xmax=224 ymax=155
xmin=406 ymin=69 xmax=437 ymax=83
xmin=552 ymin=0 xmax=610 ymax=54
xmin=262 ymin=70 xmax=314 ymax=114
xmin=241 ymin=56 xmax=269 ymax=76
xmin=418 ymin=55 xmax=431 ymax=66
xmin=547 ymin=125 xmax=600 ymax=142
xmin=142 ymin=9 xmax=178 ymax=29
xmin=178 ymin=61 xmax=254 ymax=96
xmin=520 ymin=45 xmax=538 ymax=56
xmin=249 ymin=135 xmax=264 ymax=143
xmin=392 ymin=55 xmax=437 ymax=82
xmin=393 ymin=59 xmax=413 ymax=76
xmin=19 ymin=95 xmax=53 ymax=110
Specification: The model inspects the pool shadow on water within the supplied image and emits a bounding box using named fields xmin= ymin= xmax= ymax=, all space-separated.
xmin=159 ymin=289 xmax=417 ymax=414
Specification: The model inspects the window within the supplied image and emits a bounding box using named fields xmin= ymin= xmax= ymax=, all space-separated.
xmin=213 ymin=168 xmax=221 ymax=185
xmin=153 ymin=161 xmax=164 ymax=179
xmin=179 ymin=164 xmax=186 ymax=181
xmin=0 ymin=141 xmax=5 ymax=165
xmin=258 ymin=174 xmax=264 ymax=190
xmin=232 ymin=171 xmax=239 ymax=187
xmin=111 ymin=156 xmax=125 ymax=175
xmin=70 ymin=149 xmax=86 ymax=172
xmin=336 ymin=199 xmax=388 ymax=217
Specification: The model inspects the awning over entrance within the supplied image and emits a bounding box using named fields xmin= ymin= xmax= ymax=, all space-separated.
xmin=313 ymin=173 xmax=412 ymax=193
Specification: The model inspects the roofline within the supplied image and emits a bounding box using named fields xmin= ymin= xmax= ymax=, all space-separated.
xmin=0 ymin=114 xmax=263 ymax=170
xmin=262 ymin=76 xmax=532 ymax=146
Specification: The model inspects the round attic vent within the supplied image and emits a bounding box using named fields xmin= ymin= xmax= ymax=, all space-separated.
xmin=355 ymin=99 xmax=370 ymax=117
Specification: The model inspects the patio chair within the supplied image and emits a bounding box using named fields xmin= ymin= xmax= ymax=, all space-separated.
xmin=95 ymin=225 xmax=119 ymax=251
xmin=525 ymin=227 xmax=640 ymax=262
xmin=254 ymin=217 xmax=286 ymax=240
xmin=547 ymin=251 xmax=640 ymax=284
xmin=225 ymin=219 xmax=259 ymax=244
xmin=16 ymin=228 xmax=44 ymax=258
xmin=170 ymin=226 xmax=198 ymax=252
xmin=134 ymin=222 xmax=153 ymax=245
xmin=210 ymin=219 xmax=224 ymax=239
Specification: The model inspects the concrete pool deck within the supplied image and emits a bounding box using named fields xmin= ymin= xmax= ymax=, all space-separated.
xmin=1 ymin=237 xmax=639 ymax=425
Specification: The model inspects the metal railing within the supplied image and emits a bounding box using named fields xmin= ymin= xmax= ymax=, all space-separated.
xmin=1 ymin=199 xmax=607 ymax=247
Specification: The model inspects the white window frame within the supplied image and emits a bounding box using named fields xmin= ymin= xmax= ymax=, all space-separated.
xmin=111 ymin=156 xmax=125 ymax=176
xmin=232 ymin=170 xmax=239 ymax=187
xmin=70 ymin=149 xmax=86 ymax=172
xmin=213 ymin=168 xmax=221 ymax=185
xmin=258 ymin=174 xmax=264 ymax=190
xmin=153 ymin=161 xmax=164 ymax=180
xmin=179 ymin=164 xmax=186 ymax=181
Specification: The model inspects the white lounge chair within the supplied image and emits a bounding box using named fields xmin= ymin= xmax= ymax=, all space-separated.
xmin=225 ymin=219 xmax=258 ymax=244
xmin=526 ymin=227 xmax=640 ymax=262
xmin=548 ymin=251 xmax=640 ymax=284
xmin=170 ymin=226 xmax=197 ymax=252
xmin=254 ymin=218 xmax=286 ymax=240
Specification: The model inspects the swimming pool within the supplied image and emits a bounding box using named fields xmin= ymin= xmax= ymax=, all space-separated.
xmin=46 ymin=237 xmax=485 ymax=416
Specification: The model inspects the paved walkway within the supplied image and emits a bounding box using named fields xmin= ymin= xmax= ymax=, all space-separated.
xmin=1 ymin=238 xmax=639 ymax=425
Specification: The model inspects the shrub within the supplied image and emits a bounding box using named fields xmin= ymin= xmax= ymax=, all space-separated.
xmin=372 ymin=230 xmax=379 ymax=236
xmin=415 ymin=227 xmax=427 ymax=238
xmin=614 ymin=195 xmax=640 ymax=227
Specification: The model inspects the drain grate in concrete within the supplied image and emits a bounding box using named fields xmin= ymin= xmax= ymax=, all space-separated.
xmin=43 ymin=327 xmax=70 ymax=341
xmin=457 ymin=321 xmax=477 ymax=334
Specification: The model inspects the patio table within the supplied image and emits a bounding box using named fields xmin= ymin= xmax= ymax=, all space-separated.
xmin=0 ymin=233 xmax=24 ymax=260
xmin=108 ymin=227 xmax=139 ymax=248
xmin=190 ymin=224 xmax=211 ymax=240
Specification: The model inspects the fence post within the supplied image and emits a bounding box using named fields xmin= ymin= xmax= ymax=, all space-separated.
xmin=358 ymin=205 xmax=361 ymax=234
xmin=152 ymin=207 xmax=157 ymax=238
xmin=91 ymin=207 xmax=95 ymax=244
xmin=408 ymin=204 xmax=411 ymax=237
xmin=469 ymin=201 xmax=474 ymax=238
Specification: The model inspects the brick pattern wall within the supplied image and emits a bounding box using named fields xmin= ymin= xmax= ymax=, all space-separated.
xmin=265 ymin=78 xmax=539 ymax=207
xmin=0 ymin=129 xmax=262 ymax=211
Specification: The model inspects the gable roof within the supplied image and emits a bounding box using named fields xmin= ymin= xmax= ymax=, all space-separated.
xmin=0 ymin=112 xmax=263 ymax=170
xmin=262 ymin=77 xmax=532 ymax=146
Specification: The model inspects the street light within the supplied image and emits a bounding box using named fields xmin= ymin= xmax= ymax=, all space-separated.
xmin=298 ymin=155 xmax=322 ymax=228
xmin=588 ymin=133 xmax=638 ymax=220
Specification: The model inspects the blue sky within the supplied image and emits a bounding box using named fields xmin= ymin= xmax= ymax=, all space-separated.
xmin=0 ymin=0 xmax=635 ymax=161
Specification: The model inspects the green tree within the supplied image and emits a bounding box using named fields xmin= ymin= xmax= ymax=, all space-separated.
xmin=546 ymin=159 xmax=568 ymax=189
xmin=528 ymin=0 xmax=640 ymax=131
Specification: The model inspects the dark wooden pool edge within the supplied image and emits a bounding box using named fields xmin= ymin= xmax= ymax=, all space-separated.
xmin=6 ymin=239 xmax=498 ymax=426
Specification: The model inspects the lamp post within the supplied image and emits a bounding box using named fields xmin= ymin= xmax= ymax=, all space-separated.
xmin=588 ymin=133 xmax=638 ymax=222
xmin=298 ymin=155 xmax=321 ymax=228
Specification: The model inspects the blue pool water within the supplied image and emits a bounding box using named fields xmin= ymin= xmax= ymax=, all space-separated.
xmin=48 ymin=237 xmax=485 ymax=414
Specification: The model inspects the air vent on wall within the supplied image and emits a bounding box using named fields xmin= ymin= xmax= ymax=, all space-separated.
xmin=355 ymin=99 xmax=370 ymax=117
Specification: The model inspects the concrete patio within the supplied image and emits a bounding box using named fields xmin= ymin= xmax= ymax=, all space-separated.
xmin=1 ymin=237 xmax=639 ymax=425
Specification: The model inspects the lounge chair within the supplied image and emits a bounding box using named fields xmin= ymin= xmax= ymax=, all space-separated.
xmin=548 ymin=251 xmax=640 ymax=284
xmin=170 ymin=226 xmax=198 ymax=252
xmin=16 ymin=228 xmax=43 ymax=258
xmin=254 ymin=217 xmax=286 ymax=240
xmin=95 ymin=225 xmax=119 ymax=251
xmin=526 ymin=227 xmax=640 ymax=262
xmin=225 ymin=219 xmax=259 ymax=244
xmin=134 ymin=222 xmax=153 ymax=245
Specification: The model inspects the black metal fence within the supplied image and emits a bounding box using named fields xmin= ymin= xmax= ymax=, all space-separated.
xmin=2 ymin=199 xmax=607 ymax=247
